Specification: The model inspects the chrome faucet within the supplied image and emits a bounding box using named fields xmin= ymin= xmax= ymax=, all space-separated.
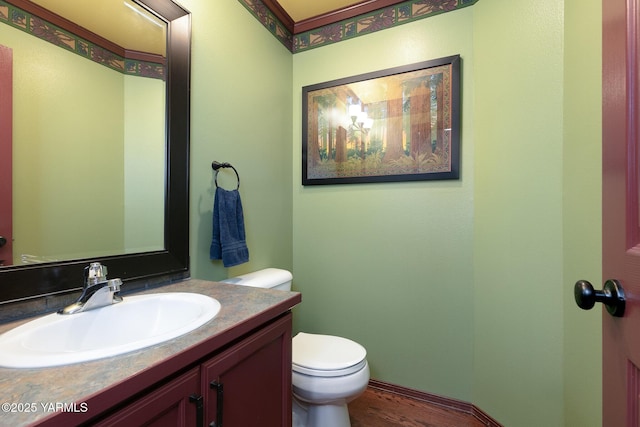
xmin=58 ymin=262 xmax=123 ymax=315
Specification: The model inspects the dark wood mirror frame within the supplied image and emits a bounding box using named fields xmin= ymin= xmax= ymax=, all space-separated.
xmin=0 ymin=0 xmax=191 ymax=305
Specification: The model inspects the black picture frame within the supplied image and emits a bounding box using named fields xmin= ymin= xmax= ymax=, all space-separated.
xmin=302 ymin=55 xmax=461 ymax=185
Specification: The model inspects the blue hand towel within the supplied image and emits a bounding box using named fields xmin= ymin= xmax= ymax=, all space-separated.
xmin=210 ymin=187 xmax=249 ymax=267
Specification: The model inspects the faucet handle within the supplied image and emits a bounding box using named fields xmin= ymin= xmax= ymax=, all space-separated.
xmin=107 ymin=278 xmax=122 ymax=292
xmin=85 ymin=262 xmax=108 ymax=286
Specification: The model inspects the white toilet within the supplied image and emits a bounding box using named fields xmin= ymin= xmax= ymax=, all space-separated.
xmin=222 ymin=268 xmax=369 ymax=427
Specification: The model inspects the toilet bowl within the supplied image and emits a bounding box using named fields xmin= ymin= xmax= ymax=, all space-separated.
xmin=291 ymin=332 xmax=369 ymax=427
xmin=222 ymin=269 xmax=369 ymax=427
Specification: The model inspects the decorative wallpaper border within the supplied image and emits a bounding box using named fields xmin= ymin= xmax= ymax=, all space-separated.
xmin=238 ymin=0 xmax=478 ymax=54
xmin=0 ymin=0 xmax=165 ymax=80
xmin=238 ymin=0 xmax=294 ymax=51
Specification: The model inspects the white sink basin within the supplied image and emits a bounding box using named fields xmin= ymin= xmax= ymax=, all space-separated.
xmin=0 ymin=292 xmax=221 ymax=368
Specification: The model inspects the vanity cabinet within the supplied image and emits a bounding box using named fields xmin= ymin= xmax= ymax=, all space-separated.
xmin=89 ymin=313 xmax=292 ymax=427
xmin=1 ymin=281 xmax=301 ymax=427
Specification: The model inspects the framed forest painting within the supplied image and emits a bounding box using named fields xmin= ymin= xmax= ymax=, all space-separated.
xmin=302 ymin=55 xmax=460 ymax=185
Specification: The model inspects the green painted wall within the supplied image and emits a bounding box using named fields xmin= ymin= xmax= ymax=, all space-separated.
xmin=182 ymin=0 xmax=294 ymax=281
xmin=472 ymin=0 xmax=564 ymax=425
xmin=563 ymin=0 xmax=602 ymax=424
xmin=292 ymin=7 xmax=475 ymax=402
xmin=185 ymin=0 xmax=602 ymax=425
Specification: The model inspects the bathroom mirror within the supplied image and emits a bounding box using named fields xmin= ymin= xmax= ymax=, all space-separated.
xmin=0 ymin=0 xmax=191 ymax=304
xmin=2 ymin=0 xmax=167 ymax=267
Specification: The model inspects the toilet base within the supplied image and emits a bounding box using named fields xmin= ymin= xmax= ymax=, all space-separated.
xmin=293 ymin=397 xmax=351 ymax=427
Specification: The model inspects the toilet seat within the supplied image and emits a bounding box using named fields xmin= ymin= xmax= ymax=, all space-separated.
xmin=292 ymin=332 xmax=367 ymax=378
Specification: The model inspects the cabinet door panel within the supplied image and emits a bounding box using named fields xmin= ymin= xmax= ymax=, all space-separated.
xmin=203 ymin=313 xmax=292 ymax=427
xmin=93 ymin=367 xmax=201 ymax=427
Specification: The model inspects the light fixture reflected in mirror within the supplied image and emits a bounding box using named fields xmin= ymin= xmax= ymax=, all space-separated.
xmin=124 ymin=0 xmax=164 ymax=28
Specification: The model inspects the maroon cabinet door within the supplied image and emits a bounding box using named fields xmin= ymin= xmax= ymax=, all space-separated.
xmin=202 ymin=313 xmax=293 ymax=427
xmin=93 ymin=367 xmax=201 ymax=427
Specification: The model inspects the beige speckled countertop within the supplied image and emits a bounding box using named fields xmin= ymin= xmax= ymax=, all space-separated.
xmin=0 ymin=279 xmax=301 ymax=426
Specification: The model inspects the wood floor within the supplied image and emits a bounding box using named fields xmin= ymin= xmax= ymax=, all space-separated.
xmin=348 ymin=386 xmax=490 ymax=427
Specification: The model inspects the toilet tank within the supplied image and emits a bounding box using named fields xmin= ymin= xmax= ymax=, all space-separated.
xmin=221 ymin=268 xmax=292 ymax=291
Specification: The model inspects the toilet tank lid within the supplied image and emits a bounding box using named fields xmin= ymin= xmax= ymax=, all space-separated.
xmin=221 ymin=268 xmax=292 ymax=289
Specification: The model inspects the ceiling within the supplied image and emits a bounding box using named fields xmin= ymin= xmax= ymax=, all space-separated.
xmin=28 ymin=0 xmax=166 ymax=55
xmin=275 ymin=0 xmax=365 ymax=22
xmin=265 ymin=0 xmax=406 ymax=34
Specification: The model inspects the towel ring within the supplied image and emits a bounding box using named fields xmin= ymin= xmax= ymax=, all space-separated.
xmin=212 ymin=161 xmax=240 ymax=190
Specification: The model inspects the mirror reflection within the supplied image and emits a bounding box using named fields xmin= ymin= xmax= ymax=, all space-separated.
xmin=0 ymin=0 xmax=167 ymax=267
